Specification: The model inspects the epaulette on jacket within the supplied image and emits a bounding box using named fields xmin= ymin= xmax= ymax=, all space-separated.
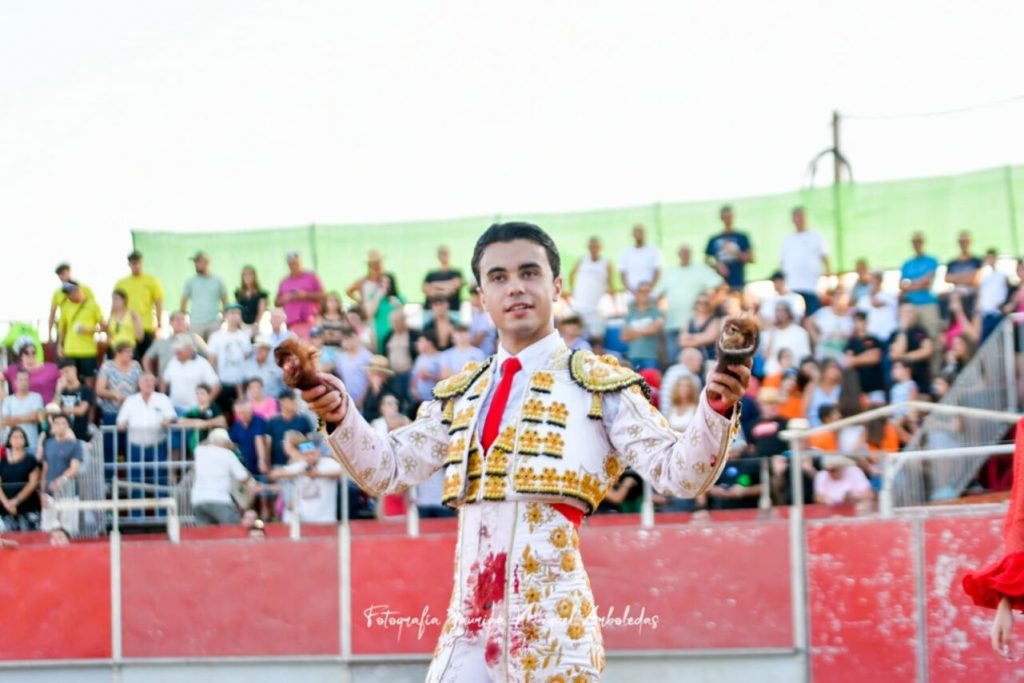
xmin=432 ymin=356 xmax=493 ymax=400
xmin=568 ymin=350 xmax=651 ymax=401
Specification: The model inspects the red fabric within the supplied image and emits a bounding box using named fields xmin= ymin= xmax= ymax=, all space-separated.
xmin=962 ymin=417 xmax=1024 ymax=610
xmin=480 ymin=357 xmax=521 ymax=452
xmin=551 ymin=503 xmax=583 ymax=530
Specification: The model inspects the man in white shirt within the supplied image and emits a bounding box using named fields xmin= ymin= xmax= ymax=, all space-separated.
xmin=161 ymin=336 xmax=221 ymax=412
xmin=758 ymin=271 xmax=806 ymax=326
xmin=191 ymin=428 xmax=252 ymax=525
xmin=661 ymin=244 xmax=725 ymax=365
xmin=760 ymin=302 xmax=813 ymax=376
xmin=116 ymin=373 xmax=177 ymax=514
xmin=780 ymin=206 xmax=831 ymax=315
xmin=568 ymin=236 xmax=615 ymax=343
xmin=618 ymin=224 xmax=662 ymax=299
xmin=855 ymin=271 xmax=899 ymax=343
xmin=269 ymin=432 xmax=342 ymax=524
xmin=208 ymin=304 xmax=253 ymax=416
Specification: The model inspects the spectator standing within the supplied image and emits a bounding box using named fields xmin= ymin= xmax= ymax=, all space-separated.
xmin=40 ymin=413 xmax=82 ymax=502
xmin=888 ymin=303 xmax=934 ymax=395
xmin=759 ymin=271 xmax=807 ymax=325
xmin=2 ymin=371 xmax=44 ymax=455
xmin=467 ymin=289 xmax=497 ymax=356
xmin=0 ymin=428 xmax=42 ymax=531
xmin=855 ymin=271 xmax=899 ymax=344
xmin=365 ymin=274 xmax=404 ymax=355
xmin=5 ymin=336 xmax=59 ymax=403
xmin=422 ymin=245 xmax=464 ymax=313
xmin=704 ymin=205 xmax=754 ymax=292
xmin=207 ymin=304 xmax=253 ymax=416
xmin=410 ymin=334 xmax=442 ymax=405
xmin=246 ymin=378 xmax=278 ymax=421
xmin=116 ymin=374 xmax=176 ymax=513
xmin=944 ymin=231 xmax=982 ymax=318
xmin=235 ymin=265 xmax=269 ymax=334
xmin=181 ymin=251 xmax=228 ymax=340
xmin=264 ymin=391 xmax=313 ymax=467
xmin=316 ymin=292 xmax=346 ymax=327
xmin=618 ymin=224 xmax=662 ymax=299
xmin=142 ymin=312 xmax=209 ymax=377
xmin=178 ymin=384 xmax=227 ymax=453
xmin=760 ymin=302 xmax=812 ymax=377
xmin=228 ymin=398 xmax=269 ymax=478
xmin=161 ymin=338 xmax=220 ymax=413
xmin=620 ymin=281 xmax=664 ymax=371
xmin=663 ymin=244 xmax=724 ymax=363
xmin=568 ymin=237 xmax=615 ymax=343
xmin=54 ymin=360 xmax=93 ymax=442
xmin=191 ymin=428 xmax=252 ymax=525
xmin=115 ymin=251 xmax=164 ymax=359
xmin=335 ymin=330 xmax=373 ymax=408
xmin=844 ymin=311 xmax=887 ymax=405
xmin=269 ymin=432 xmax=343 ymax=524
xmin=422 ymin=296 xmax=456 ymax=350
xmin=275 ymin=252 xmax=324 ymax=340
xmin=806 ymin=359 xmax=842 ymax=429
xmin=439 ymin=324 xmax=486 ymax=379
xmin=96 ymin=342 xmax=143 ymax=468
xmin=899 ymin=233 xmax=942 ymax=370
xmin=56 ymin=282 xmax=103 ymax=384
xmin=978 ymin=249 xmax=1008 ymax=341
xmin=850 ymin=259 xmax=873 ymax=303
xmin=345 ymin=249 xmax=392 ymax=316
xmin=106 ymin=289 xmax=143 ymax=355
xmin=381 ymin=309 xmax=418 ymax=408
xmin=780 ymin=206 xmax=831 ymax=315
xmin=48 ymin=263 xmax=94 ymax=343
xmin=243 ymin=336 xmax=286 ymax=399
xmin=805 ymin=289 xmax=855 ymax=362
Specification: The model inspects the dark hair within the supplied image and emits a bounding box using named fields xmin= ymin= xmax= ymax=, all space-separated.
xmin=5 ymin=426 xmax=28 ymax=449
xmin=57 ymin=358 xmax=77 ymax=371
xmin=471 ymin=222 xmax=560 ymax=284
xmin=837 ymin=369 xmax=864 ymax=418
xmin=112 ymin=288 xmax=128 ymax=303
xmin=49 ymin=412 xmax=70 ymax=425
xmin=239 ymin=265 xmax=262 ymax=294
xmin=817 ymin=403 xmax=838 ymax=423
xmin=853 ymin=310 xmax=868 ymax=321
xmin=382 ymin=273 xmax=400 ymax=298
xmin=196 ymin=383 xmax=211 ymax=394
xmin=719 ymin=204 xmax=733 ymax=214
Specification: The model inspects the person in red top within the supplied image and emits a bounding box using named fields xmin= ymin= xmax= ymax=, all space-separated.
xmin=963 ymin=418 xmax=1024 ymax=657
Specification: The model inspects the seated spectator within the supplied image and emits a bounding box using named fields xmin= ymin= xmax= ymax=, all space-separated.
xmin=2 ymin=370 xmax=44 ymax=455
xmin=663 ymin=374 xmax=700 ymax=431
xmin=758 ymin=271 xmax=806 ymax=325
xmin=557 ymin=315 xmax=592 ymax=353
xmin=229 ymin=397 xmax=268 ymax=478
xmin=978 ymin=249 xmax=1008 ymax=341
xmin=275 ymin=252 xmax=324 ymax=340
xmin=56 ymin=281 xmax=104 ymax=385
xmin=178 ymin=384 xmax=228 ymax=453
xmin=235 ymin=265 xmax=269 ymax=334
xmin=844 ymin=311 xmax=886 ymax=405
xmin=0 ymin=427 xmax=42 ymax=531
xmin=40 ymin=413 xmax=82 ymax=503
xmin=678 ymin=293 xmax=719 ymax=362
xmin=805 ymin=288 xmax=854 ymax=362
xmin=761 ymin=348 xmax=796 ymax=389
xmin=311 ymin=325 xmax=338 ymax=373
xmin=422 ymin=296 xmax=456 ymax=350
xmin=106 ymin=289 xmax=143 ymax=356
xmin=54 ymin=360 xmax=94 ymax=442
xmin=468 ymin=289 xmax=497 ymax=356
xmin=814 ymin=454 xmax=874 ymax=506
xmin=659 ymin=348 xmax=705 ymax=412
xmin=161 ymin=336 xmax=220 ymax=413
xmin=265 ymin=390 xmax=314 ymax=468
xmin=382 ymin=308 xmax=418 ymax=409
xmin=865 ymin=416 xmax=901 ymax=454
xmin=855 ymin=271 xmax=899 ymax=343
xmin=806 ymin=359 xmax=842 ymax=429
xmin=777 ymin=368 xmax=807 ymax=421
xmin=702 ymin=435 xmax=761 ymax=510
xmin=410 ymin=334 xmax=443 ymax=406
xmin=191 ymin=428 xmax=253 ymax=525
xmin=207 ymin=303 xmax=253 ymax=416
xmin=888 ymin=303 xmax=934 ymax=395
xmin=116 ymin=374 xmax=176 ymax=515
xmin=850 ymin=258 xmax=873 ymax=302
xmin=246 ymin=377 xmax=278 ymax=421
xmin=243 ymin=336 xmax=286 ymax=398
xmin=370 ymin=394 xmax=413 ymax=518
xmin=268 ymin=307 xmax=294 ymax=350
xmin=942 ymin=333 xmax=975 ymax=380
xmin=807 ymin=405 xmax=841 ymax=452
xmin=439 ymin=323 xmax=487 ymax=379
xmin=362 ymin=356 xmax=396 ymax=422
xmin=269 ymin=432 xmax=343 ymax=524
xmin=142 ymin=311 xmax=209 ymax=377
xmin=5 ymin=336 xmax=59 ymax=403
xmin=335 ymin=329 xmax=373 ymax=408
xmin=888 ymin=360 xmax=919 ymax=415
xmin=347 ymin=305 xmax=375 ymax=350
xmin=621 ymin=281 xmax=664 ymax=371
xmin=760 ymin=302 xmax=812 ymax=376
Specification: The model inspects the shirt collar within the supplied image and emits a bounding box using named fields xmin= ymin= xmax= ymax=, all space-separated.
xmin=495 ymin=330 xmax=563 ymax=376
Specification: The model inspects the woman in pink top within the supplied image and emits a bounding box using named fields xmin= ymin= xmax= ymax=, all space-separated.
xmin=245 ymin=377 xmax=278 ymax=420
xmin=4 ymin=337 xmax=59 ymax=403
xmin=813 ymin=454 xmax=874 ymax=506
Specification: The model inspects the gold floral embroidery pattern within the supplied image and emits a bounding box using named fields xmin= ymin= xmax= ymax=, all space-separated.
xmin=444 ymin=437 xmax=465 ymax=466
xmin=522 ymin=397 xmax=547 ymax=423
xmin=530 ymin=371 xmax=555 ymax=394
xmin=448 ymin=406 xmax=475 ymax=435
xmin=465 ymin=375 xmax=490 ymax=401
xmin=546 ymin=402 xmax=569 ymax=428
xmin=587 ymin=393 xmax=603 ymax=421
xmin=441 ymin=471 xmax=462 ymax=503
xmin=514 ymin=466 xmax=605 ymax=512
xmin=542 ymin=432 xmax=565 ymax=458
xmin=519 ymin=429 xmax=542 ymax=456
xmin=466 ymin=448 xmax=484 ymax=479
xmin=432 ymin=357 xmax=492 ymax=399
xmin=568 ymin=349 xmax=648 ymax=396
xmin=492 ymin=426 xmax=518 ymax=454
xmin=483 ymin=474 xmax=505 ymax=500
xmin=484 ymin=448 xmax=509 ymax=475
xmin=441 ymin=399 xmax=455 ymax=426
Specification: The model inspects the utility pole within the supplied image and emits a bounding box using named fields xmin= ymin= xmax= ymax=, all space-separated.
xmin=832 ymin=110 xmax=844 ymax=275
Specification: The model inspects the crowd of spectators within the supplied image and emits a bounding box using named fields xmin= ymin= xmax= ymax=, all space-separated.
xmin=2 ymin=209 xmax=1021 ymax=535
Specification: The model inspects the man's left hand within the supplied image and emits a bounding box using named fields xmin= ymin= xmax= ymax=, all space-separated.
xmin=706 ymin=363 xmax=752 ymax=408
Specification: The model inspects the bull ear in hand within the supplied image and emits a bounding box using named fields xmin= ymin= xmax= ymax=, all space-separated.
xmin=274 ymin=339 xmax=322 ymax=391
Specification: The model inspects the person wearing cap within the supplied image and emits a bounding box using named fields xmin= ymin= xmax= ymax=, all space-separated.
xmin=243 ymin=336 xmax=286 ymax=398
xmin=115 ymin=251 xmax=164 ymax=359
xmin=48 ymin=263 xmax=94 ymax=343
xmin=55 ymin=281 xmax=104 ymax=384
xmin=268 ymin=431 xmax=343 ymax=524
xmin=274 ymin=252 xmax=324 ymax=340
xmin=207 ymin=304 xmax=253 ymax=417
xmin=180 ymin=251 xmax=228 ymax=340
xmin=344 ymin=249 xmax=399 ymax=333
xmin=142 ymin=311 xmax=209 ymax=378
xmin=360 ymin=355 xmax=396 ymax=422
xmin=813 ymin=454 xmax=874 ymax=506
xmin=191 ymin=428 xmax=253 ymax=525
xmin=4 ymin=335 xmax=59 ymax=403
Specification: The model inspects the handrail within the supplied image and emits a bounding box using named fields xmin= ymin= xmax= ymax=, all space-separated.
xmin=53 ymin=496 xmax=180 ymax=542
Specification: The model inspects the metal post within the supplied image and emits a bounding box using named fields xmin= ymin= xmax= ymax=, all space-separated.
xmin=1003 ymin=320 xmax=1018 ymax=413
xmin=110 ymin=528 xmax=123 ymax=683
xmin=879 ymin=455 xmax=894 ymax=518
xmin=788 ymin=435 xmax=810 ymax=682
xmin=832 ymin=110 xmax=845 ymax=273
xmin=758 ymin=458 xmax=772 ymax=511
xmin=912 ymin=519 xmax=929 ymax=683
xmin=640 ymin=478 xmax=655 ymax=529
xmin=406 ymin=487 xmax=420 ymax=538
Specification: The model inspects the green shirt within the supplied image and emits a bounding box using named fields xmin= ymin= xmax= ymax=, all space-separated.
xmin=182 ymin=275 xmax=226 ymax=325
xmin=662 ymin=264 xmax=723 ymax=330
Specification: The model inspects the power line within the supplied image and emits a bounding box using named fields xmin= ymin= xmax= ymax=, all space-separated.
xmin=843 ymin=93 xmax=1024 ymax=121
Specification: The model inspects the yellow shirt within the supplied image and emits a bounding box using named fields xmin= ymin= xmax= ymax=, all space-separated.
xmin=59 ymin=297 xmax=104 ymax=358
xmin=107 ymin=311 xmax=139 ymax=348
xmin=114 ymin=274 xmax=164 ymax=332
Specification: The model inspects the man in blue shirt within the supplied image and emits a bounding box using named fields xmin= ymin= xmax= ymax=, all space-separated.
xmin=899 ymin=232 xmax=941 ymax=375
xmin=704 ymin=205 xmax=753 ymax=292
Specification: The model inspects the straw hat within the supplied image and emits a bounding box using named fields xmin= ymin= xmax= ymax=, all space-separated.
xmin=367 ymin=355 xmax=393 ymax=375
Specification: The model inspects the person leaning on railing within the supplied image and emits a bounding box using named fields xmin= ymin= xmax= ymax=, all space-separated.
xmin=190 ymin=428 xmax=255 ymax=525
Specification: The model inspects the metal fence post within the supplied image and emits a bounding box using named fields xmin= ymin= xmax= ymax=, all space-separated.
xmin=640 ymin=478 xmax=655 ymax=529
xmin=1004 ymin=318 xmax=1018 ymax=413
xmin=788 ymin=428 xmax=811 ymax=682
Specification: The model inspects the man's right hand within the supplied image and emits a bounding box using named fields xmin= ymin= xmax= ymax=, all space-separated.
xmin=301 ymin=372 xmax=349 ymax=425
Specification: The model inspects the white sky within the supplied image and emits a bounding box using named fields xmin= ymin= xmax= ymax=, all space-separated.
xmin=2 ymin=0 xmax=1023 ymax=322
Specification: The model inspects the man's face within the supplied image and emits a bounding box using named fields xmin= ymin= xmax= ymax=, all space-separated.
xmin=56 ymin=268 xmax=70 ymax=284
xmin=775 ymin=303 xmax=792 ymax=327
xmin=792 ymin=209 xmax=806 ymax=231
xmin=175 ymin=345 xmax=193 ymax=363
xmin=139 ymin=375 xmax=156 ymax=394
xmin=270 ymin=309 xmax=286 ymax=329
xmin=437 ymin=247 xmax=450 ymax=266
xmin=958 ymin=233 xmax=971 ymax=252
xmin=235 ymin=402 xmax=252 ymax=422
xmin=287 ymin=256 xmax=301 ymax=274
xmin=15 ymin=373 xmax=29 ymax=393
xmin=194 ymin=257 xmax=208 ymax=274
xmin=632 ymin=225 xmax=645 ymax=245
xmin=453 ymin=329 xmax=470 ymax=346
xmin=129 ymin=259 xmax=142 ymax=275
xmin=255 ymin=346 xmax=270 ymax=363
xmin=720 ymin=208 xmax=734 ymax=229
xmin=911 ymin=234 xmax=924 ymax=255
xmin=67 ymin=288 xmax=84 ymax=303
xmin=59 ymin=365 xmax=78 ymax=385
xmin=477 ymin=239 xmax=562 ymax=344
xmin=854 ymin=316 xmax=867 ymax=336
xmin=587 ymin=238 xmax=601 ymax=258
xmin=678 ymin=245 xmax=691 ymax=266
xmin=171 ymin=314 xmax=188 ymax=334
xmin=226 ymin=309 xmax=242 ymax=327
xmin=772 ymin=277 xmax=785 ymax=294
xmin=635 ymin=282 xmax=652 ymax=305
xmin=196 ymin=388 xmax=210 ymax=407
xmin=280 ymin=397 xmax=295 ymax=417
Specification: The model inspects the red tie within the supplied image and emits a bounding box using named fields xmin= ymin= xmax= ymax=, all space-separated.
xmin=481 ymin=357 xmax=521 ymax=452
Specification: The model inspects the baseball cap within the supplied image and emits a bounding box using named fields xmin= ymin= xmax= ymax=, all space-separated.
xmin=189 ymin=251 xmax=209 ymax=261
xmin=54 ymin=262 xmax=71 ymax=274
xmin=61 ymin=280 xmax=80 ymax=293
xmin=207 ymin=428 xmax=235 ymax=448
xmin=254 ymin=335 xmax=273 ymax=348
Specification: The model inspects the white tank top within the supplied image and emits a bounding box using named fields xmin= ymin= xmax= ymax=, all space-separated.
xmin=573 ymin=257 xmax=609 ymax=310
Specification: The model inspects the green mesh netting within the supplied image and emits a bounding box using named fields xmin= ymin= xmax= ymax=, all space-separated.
xmin=134 ymin=165 xmax=1023 ymax=303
